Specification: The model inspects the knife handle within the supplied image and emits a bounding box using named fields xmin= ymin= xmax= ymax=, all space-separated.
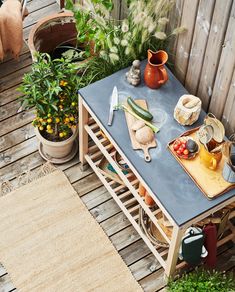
xmin=108 ymin=110 xmax=114 ymax=126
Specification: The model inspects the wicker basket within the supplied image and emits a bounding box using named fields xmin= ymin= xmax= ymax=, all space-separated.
xmin=138 ymin=206 xmax=171 ymax=248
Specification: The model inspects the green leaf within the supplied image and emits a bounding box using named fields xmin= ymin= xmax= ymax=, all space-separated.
xmin=37 ymin=104 xmax=46 ymax=115
xmin=65 ymin=0 xmax=74 ymax=11
xmin=51 ymin=104 xmax=58 ymax=111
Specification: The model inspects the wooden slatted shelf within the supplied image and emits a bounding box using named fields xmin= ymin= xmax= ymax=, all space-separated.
xmin=84 ymin=120 xmax=173 ymax=269
xmin=87 ymin=123 xmax=172 ymax=233
xmin=85 ymin=121 xmax=172 ymax=244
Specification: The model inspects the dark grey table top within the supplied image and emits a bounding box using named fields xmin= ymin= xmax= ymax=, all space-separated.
xmin=79 ymin=61 xmax=235 ymax=226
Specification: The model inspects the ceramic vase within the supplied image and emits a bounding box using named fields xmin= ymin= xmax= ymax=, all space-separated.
xmin=144 ymin=50 xmax=168 ymax=89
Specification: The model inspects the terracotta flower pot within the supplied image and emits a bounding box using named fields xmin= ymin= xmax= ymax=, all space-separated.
xmin=28 ymin=12 xmax=77 ymax=61
xmin=35 ymin=127 xmax=78 ymax=163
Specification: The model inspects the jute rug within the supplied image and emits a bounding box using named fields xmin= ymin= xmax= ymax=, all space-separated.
xmin=0 ymin=165 xmax=142 ymax=292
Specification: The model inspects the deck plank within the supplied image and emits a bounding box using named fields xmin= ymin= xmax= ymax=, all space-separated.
xmin=101 ymin=211 xmax=131 ymax=237
xmin=0 ymin=137 xmax=38 ymax=168
xmin=0 ymin=110 xmax=34 ymax=136
xmin=23 ymin=3 xmax=59 ymax=29
xmin=120 ymin=239 xmax=151 ymax=266
xmin=130 ymin=254 xmax=161 ymax=281
xmin=0 ymin=100 xmax=24 ymax=123
xmin=0 ymin=86 xmax=24 ymax=106
xmin=27 ymin=0 xmax=57 ymax=14
xmin=0 ymin=65 xmax=32 ymax=92
xmin=0 ymin=124 xmax=34 ymax=152
xmin=139 ymin=269 xmax=165 ymax=292
xmin=0 ymin=53 xmax=32 ymax=80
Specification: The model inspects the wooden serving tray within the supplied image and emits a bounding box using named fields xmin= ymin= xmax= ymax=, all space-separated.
xmin=168 ymin=127 xmax=235 ymax=200
xmin=124 ymin=100 xmax=157 ymax=162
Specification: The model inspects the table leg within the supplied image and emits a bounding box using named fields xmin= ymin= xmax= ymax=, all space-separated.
xmin=165 ymin=225 xmax=185 ymax=278
xmin=79 ymin=95 xmax=89 ymax=171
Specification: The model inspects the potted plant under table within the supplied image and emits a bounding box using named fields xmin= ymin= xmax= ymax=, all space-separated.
xmin=19 ymin=53 xmax=79 ymax=163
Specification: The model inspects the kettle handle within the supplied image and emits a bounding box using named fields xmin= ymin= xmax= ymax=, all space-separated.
xmin=158 ymin=67 xmax=168 ymax=85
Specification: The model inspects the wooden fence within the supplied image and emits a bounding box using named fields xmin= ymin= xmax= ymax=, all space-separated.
xmin=112 ymin=0 xmax=235 ymax=135
xmin=170 ymin=0 xmax=235 ymax=135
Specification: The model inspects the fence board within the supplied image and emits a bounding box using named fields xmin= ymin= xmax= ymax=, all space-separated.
xmin=174 ymin=0 xmax=199 ymax=84
xmin=111 ymin=0 xmax=121 ymax=20
xmin=222 ymin=69 xmax=235 ymax=135
xmin=197 ymin=0 xmax=232 ymax=111
xmin=209 ymin=1 xmax=235 ymax=119
xmin=120 ymin=0 xmax=128 ymax=20
xmin=184 ymin=0 xmax=215 ymax=94
xmin=228 ymin=101 xmax=235 ymax=136
xmin=167 ymin=0 xmax=184 ymax=67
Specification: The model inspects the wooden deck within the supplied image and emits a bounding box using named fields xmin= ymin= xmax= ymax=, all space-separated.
xmin=0 ymin=1 xmax=234 ymax=291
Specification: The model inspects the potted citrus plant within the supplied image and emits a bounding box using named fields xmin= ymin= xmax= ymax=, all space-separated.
xmin=19 ymin=52 xmax=79 ymax=163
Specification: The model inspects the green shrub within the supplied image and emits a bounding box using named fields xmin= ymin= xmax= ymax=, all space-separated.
xmin=66 ymin=0 xmax=186 ymax=83
xmin=167 ymin=269 xmax=235 ymax=292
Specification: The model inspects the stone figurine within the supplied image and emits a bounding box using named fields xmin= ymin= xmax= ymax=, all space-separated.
xmin=126 ymin=60 xmax=141 ymax=86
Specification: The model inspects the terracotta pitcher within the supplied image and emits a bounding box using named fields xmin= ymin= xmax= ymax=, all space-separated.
xmin=144 ymin=49 xmax=168 ymax=89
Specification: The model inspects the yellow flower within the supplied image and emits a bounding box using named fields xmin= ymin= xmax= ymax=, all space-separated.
xmin=64 ymin=117 xmax=70 ymax=123
xmin=47 ymin=129 xmax=53 ymax=134
xmin=71 ymin=102 xmax=76 ymax=107
xmin=46 ymin=125 xmax=52 ymax=130
xmin=39 ymin=126 xmax=44 ymax=131
xmin=59 ymin=132 xmax=64 ymax=138
xmin=47 ymin=113 xmax=51 ymax=117
xmin=47 ymin=118 xmax=52 ymax=123
xmin=55 ymin=117 xmax=60 ymax=123
xmin=60 ymin=80 xmax=68 ymax=86
xmin=70 ymin=116 xmax=75 ymax=122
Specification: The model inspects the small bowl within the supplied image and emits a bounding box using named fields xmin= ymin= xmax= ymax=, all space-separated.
xmin=173 ymin=137 xmax=199 ymax=160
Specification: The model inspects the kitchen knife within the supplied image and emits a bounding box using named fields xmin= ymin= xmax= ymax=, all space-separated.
xmin=108 ymin=86 xmax=118 ymax=126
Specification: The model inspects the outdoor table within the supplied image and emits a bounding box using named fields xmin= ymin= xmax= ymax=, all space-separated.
xmin=78 ymin=61 xmax=235 ymax=277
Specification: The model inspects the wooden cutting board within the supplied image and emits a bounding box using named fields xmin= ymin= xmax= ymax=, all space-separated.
xmin=124 ymin=100 xmax=157 ymax=162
